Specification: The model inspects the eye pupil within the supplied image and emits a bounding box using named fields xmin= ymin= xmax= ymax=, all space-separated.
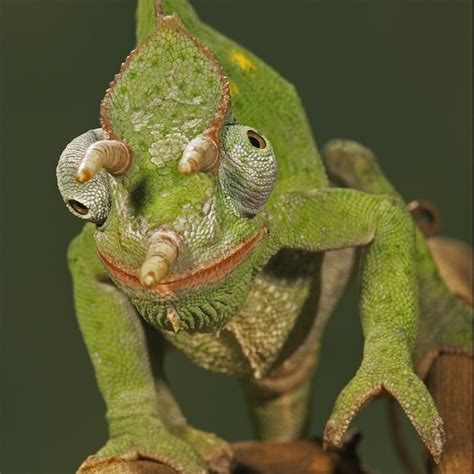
xmin=69 ymin=199 xmax=89 ymax=215
xmin=247 ymin=130 xmax=266 ymax=149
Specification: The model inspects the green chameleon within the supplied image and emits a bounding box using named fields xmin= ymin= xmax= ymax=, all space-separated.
xmin=56 ymin=1 xmax=472 ymax=472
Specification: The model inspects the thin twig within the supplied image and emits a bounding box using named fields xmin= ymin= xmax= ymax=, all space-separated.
xmin=387 ymin=399 xmax=422 ymax=474
xmin=155 ymin=0 xmax=164 ymax=18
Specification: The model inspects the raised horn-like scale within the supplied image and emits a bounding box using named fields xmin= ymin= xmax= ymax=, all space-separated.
xmin=76 ymin=140 xmax=131 ymax=184
xmin=139 ymin=230 xmax=181 ymax=288
xmin=178 ymin=135 xmax=219 ymax=175
xmin=166 ymin=308 xmax=182 ymax=333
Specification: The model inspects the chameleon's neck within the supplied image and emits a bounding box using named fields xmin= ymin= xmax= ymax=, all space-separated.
xmin=136 ymin=0 xmax=200 ymax=46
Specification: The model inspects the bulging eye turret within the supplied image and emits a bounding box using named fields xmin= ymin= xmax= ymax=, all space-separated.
xmin=219 ymin=125 xmax=278 ymax=216
xmin=56 ymin=129 xmax=114 ymax=226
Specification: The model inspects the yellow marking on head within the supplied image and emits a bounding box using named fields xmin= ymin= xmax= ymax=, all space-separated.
xmin=230 ymin=50 xmax=257 ymax=72
xmin=229 ymin=79 xmax=240 ymax=96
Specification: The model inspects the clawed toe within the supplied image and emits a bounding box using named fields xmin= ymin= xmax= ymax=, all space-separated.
xmin=77 ymin=454 xmax=177 ymax=473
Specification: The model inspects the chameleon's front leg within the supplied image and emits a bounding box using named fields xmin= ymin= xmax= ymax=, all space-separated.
xmin=272 ymin=188 xmax=444 ymax=461
xmin=68 ymin=225 xmax=206 ymax=474
xmin=321 ymin=139 xmax=473 ymax=371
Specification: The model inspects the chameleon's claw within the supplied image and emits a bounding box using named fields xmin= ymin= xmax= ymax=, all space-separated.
xmin=323 ymin=354 xmax=445 ymax=463
xmin=76 ymin=139 xmax=131 ymax=183
xmin=384 ymin=370 xmax=445 ymax=463
xmin=323 ymin=371 xmax=383 ymax=451
xmin=79 ymin=416 xmax=207 ymax=474
xmin=178 ymin=135 xmax=219 ymax=175
xmin=139 ymin=231 xmax=180 ymax=288
xmin=172 ymin=426 xmax=233 ymax=474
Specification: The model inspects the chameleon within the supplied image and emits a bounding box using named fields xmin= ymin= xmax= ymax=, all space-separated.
xmin=56 ymin=0 xmax=472 ymax=472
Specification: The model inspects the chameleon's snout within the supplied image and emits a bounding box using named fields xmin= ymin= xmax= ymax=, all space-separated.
xmin=75 ymin=139 xmax=131 ymax=184
xmin=139 ymin=230 xmax=181 ymax=288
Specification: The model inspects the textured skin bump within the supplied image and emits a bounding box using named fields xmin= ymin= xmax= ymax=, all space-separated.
xmin=76 ymin=140 xmax=131 ymax=183
xmin=179 ymin=135 xmax=219 ymax=174
xmin=139 ymin=229 xmax=180 ymax=287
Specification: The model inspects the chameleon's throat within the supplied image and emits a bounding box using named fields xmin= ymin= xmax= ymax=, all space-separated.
xmin=98 ymin=227 xmax=267 ymax=296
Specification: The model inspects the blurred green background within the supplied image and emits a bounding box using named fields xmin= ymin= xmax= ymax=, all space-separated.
xmin=0 ymin=1 xmax=471 ymax=473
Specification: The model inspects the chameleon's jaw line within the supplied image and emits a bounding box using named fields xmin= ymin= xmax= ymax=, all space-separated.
xmin=98 ymin=227 xmax=267 ymax=296
xmin=75 ymin=139 xmax=131 ymax=183
xmin=139 ymin=231 xmax=180 ymax=288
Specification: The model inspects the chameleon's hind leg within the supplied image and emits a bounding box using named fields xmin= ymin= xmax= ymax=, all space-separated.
xmin=242 ymin=355 xmax=316 ymax=441
xmin=322 ymin=139 xmax=401 ymax=197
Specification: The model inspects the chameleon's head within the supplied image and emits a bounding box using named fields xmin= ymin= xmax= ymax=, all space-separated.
xmin=57 ymin=15 xmax=278 ymax=333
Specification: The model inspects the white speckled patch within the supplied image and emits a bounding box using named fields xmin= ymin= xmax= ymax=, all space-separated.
xmin=149 ymin=131 xmax=188 ymax=167
xmin=131 ymin=110 xmax=154 ymax=132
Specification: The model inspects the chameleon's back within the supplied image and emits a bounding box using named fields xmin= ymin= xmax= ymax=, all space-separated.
xmin=140 ymin=0 xmax=328 ymax=194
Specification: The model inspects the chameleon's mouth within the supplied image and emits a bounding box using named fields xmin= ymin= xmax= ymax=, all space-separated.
xmin=98 ymin=227 xmax=267 ymax=297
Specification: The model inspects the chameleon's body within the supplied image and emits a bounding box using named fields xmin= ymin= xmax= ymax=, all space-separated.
xmin=56 ymin=1 xmax=472 ymax=472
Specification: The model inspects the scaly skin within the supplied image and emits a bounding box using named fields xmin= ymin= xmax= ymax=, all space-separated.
xmin=321 ymin=139 xmax=472 ymax=377
xmin=56 ymin=1 xmax=472 ymax=472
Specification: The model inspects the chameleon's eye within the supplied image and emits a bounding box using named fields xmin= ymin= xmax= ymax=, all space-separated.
xmin=247 ymin=130 xmax=267 ymax=150
xmin=219 ymin=125 xmax=278 ymax=216
xmin=60 ymin=175 xmax=110 ymax=226
xmin=57 ymin=130 xmax=112 ymax=227
xmin=68 ymin=199 xmax=89 ymax=216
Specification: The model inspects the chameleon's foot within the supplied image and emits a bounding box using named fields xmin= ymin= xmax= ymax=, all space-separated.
xmin=172 ymin=426 xmax=233 ymax=474
xmin=77 ymin=418 xmax=206 ymax=474
xmin=321 ymin=139 xmax=378 ymax=190
xmin=323 ymin=347 xmax=445 ymax=463
xmin=77 ymin=456 xmax=177 ymax=473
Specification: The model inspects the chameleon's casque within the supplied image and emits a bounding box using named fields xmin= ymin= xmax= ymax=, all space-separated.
xmin=56 ymin=1 xmax=472 ymax=473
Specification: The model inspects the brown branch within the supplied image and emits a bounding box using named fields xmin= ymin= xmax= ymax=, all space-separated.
xmin=387 ymin=399 xmax=422 ymax=474
xmin=79 ymin=438 xmax=366 ymax=473
xmin=424 ymin=237 xmax=473 ymax=473
xmin=426 ymin=354 xmax=473 ymax=474
xmin=232 ymin=436 xmax=366 ymax=474
xmin=154 ymin=0 xmax=164 ymax=18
